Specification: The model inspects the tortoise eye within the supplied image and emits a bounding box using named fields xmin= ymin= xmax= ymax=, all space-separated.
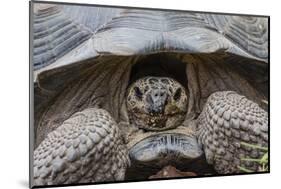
xmin=174 ymin=88 xmax=182 ymax=101
xmin=134 ymin=87 xmax=143 ymax=100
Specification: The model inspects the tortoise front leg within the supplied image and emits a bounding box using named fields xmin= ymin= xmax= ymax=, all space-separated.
xmin=33 ymin=108 xmax=130 ymax=186
xmin=196 ymin=91 xmax=268 ymax=173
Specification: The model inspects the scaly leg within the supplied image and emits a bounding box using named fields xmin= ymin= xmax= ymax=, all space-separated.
xmin=33 ymin=108 xmax=130 ymax=186
xmin=196 ymin=91 xmax=268 ymax=173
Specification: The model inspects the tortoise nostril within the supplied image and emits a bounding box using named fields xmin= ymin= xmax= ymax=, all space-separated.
xmin=150 ymin=90 xmax=167 ymax=101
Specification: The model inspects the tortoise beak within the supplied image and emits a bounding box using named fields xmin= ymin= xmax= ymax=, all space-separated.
xmin=147 ymin=89 xmax=168 ymax=115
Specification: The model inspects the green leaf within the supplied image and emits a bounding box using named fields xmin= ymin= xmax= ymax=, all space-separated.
xmin=241 ymin=158 xmax=262 ymax=163
xmin=239 ymin=142 xmax=268 ymax=173
xmin=240 ymin=142 xmax=268 ymax=151
xmin=238 ymin=166 xmax=253 ymax=173
xmin=260 ymin=152 xmax=268 ymax=164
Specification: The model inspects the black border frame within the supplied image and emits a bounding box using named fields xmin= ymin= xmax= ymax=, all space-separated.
xmin=29 ymin=0 xmax=270 ymax=188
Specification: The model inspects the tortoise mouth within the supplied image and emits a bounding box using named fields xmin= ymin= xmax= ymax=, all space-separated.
xmin=132 ymin=112 xmax=186 ymax=131
xmin=128 ymin=133 xmax=203 ymax=167
xmin=135 ymin=109 xmax=185 ymax=117
xmin=134 ymin=112 xmax=183 ymax=120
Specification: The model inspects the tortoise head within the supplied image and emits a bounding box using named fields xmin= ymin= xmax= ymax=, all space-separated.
xmin=126 ymin=77 xmax=188 ymax=131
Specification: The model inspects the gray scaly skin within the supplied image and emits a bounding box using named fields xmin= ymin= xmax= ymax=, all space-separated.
xmin=196 ymin=91 xmax=268 ymax=173
xmin=34 ymin=77 xmax=268 ymax=185
xmin=33 ymin=109 xmax=130 ymax=185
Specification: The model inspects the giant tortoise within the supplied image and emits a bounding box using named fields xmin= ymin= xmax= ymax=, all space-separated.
xmin=31 ymin=3 xmax=269 ymax=187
